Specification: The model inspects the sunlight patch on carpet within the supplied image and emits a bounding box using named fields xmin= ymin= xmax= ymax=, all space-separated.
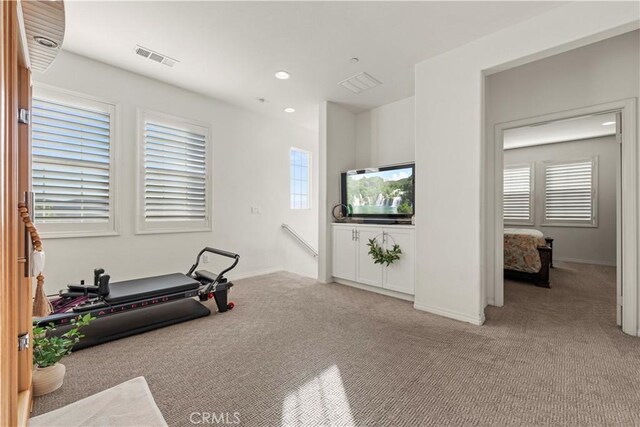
xmin=281 ymin=365 xmax=354 ymax=426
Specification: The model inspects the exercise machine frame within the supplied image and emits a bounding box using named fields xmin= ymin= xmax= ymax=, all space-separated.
xmin=35 ymin=247 xmax=240 ymax=327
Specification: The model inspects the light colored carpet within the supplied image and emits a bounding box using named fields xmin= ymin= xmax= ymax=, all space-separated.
xmin=30 ymin=377 xmax=166 ymax=426
xmin=32 ymin=263 xmax=640 ymax=426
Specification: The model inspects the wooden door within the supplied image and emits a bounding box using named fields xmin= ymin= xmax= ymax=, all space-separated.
xmin=17 ymin=46 xmax=34 ymax=424
xmin=1 ymin=1 xmax=21 ymax=424
xmin=1 ymin=1 xmax=33 ymax=425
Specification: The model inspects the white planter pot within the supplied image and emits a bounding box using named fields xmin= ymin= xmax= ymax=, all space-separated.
xmin=32 ymin=362 xmax=65 ymax=396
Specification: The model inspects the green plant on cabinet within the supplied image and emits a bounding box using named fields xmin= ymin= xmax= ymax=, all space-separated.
xmin=367 ymin=238 xmax=402 ymax=266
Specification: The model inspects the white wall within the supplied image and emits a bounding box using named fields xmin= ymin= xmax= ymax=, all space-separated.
xmin=318 ymin=102 xmax=357 ymax=283
xmin=504 ymin=136 xmax=619 ymax=265
xmin=35 ymin=51 xmax=319 ymax=294
xmin=355 ymin=96 xmax=415 ymax=168
xmin=413 ymin=2 xmax=638 ymax=325
xmin=485 ymin=29 xmax=639 ymax=304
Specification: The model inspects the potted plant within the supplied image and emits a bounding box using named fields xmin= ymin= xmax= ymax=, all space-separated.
xmin=32 ymin=314 xmax=93 ymax=396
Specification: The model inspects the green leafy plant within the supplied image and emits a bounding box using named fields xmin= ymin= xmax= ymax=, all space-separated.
xmin=33 ymin=314 xmax=94 ymax=368
xmin=367 ymin=238 xmax=402 ymax=266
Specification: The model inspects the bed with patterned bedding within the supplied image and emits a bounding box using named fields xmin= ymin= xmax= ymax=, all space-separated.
xmin=504 ymin=228 xmax=552 ymax=287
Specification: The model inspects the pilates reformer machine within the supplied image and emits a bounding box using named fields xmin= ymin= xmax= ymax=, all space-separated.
xmin=34 ymin=247 xmax=239 ymax=350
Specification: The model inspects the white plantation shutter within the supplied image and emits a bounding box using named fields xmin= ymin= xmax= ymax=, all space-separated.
xmin=544 ymin=159 xmax=596 ymax=225
xmin=31 ymin=92 xmax=115 ymax=235
xmin=504 ymin=165 xmax=533 ymax=224
xmin=141 ymin=114 xmax=210 ymax=231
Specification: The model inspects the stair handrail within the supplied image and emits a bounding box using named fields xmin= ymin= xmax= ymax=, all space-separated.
xmin=281 ymin=223 xmax=318 ymax=257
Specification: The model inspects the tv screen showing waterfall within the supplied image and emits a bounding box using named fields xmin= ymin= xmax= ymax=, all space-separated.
xmin=341 ymin=164 xmax=415 ymax=218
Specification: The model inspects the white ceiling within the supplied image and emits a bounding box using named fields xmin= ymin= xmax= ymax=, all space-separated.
xmin=504 ymin=113 xmax=618 ymax=150
xmin=61 ymin=1 xmax=565 ymax=130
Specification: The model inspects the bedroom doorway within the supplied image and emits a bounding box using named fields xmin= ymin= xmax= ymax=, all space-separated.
xmin=490 ymin=100 xmax=637 ymax=335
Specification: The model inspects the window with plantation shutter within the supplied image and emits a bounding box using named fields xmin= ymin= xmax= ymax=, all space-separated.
xmin=31 ymin=86 xmax=116 ymax=238
xmin=544 ymin=158 xmax=597 ymax=226
xmin=504 ymin=164 xmax=533 ymax=225
xmin=138 ymin=110 xmax=211 ymax=233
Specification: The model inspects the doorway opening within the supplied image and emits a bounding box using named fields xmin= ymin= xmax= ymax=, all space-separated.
xmin=489 ymin=100 xmax=637 ymax=335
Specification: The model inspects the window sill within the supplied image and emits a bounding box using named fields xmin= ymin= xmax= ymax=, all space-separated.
xmin=541 ymin=222 xmax=598 ymax=228
xmin=504 ymin=222 xmax=534 ymax=227
xmin=135 ymin=226 xmax=213 ymax=236
xmin=40 ymin=230 xmax=120 ymax=239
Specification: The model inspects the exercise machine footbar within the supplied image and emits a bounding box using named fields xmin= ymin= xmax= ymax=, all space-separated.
xmin=35 ymin=247 xmax=240 ymax=349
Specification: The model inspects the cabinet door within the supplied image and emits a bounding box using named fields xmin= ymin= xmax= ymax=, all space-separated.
xmin=332 ymin=227 xmax=356 ymax=281
xmin=356 ymin=227 xmax=384 ymax=288
xmin=383 ymin=228 xmax=415 ymax=295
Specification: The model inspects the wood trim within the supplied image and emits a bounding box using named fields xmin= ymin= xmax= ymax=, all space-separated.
xmin=17 ymin=390 xmax=32 ymax=427
xmin=17 ymin=61 xmax=32 ymax=399
xmin=0 ymin=1 xmax=20 ymax=425
xmin=2 ymin=2 xmax=34 ymax=425
xmin=16 ymin=1 xmax=30 ymax=70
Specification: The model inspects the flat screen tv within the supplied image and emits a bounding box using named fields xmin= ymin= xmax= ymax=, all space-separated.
xmin=341 ymin=163 xmax=415 ymax=220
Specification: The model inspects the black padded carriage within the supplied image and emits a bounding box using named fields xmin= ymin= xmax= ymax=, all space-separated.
xmin=104 ymin=273 xmax=201 ymax=304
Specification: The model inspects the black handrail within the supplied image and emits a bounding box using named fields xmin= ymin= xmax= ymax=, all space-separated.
xmin=187 ymin=247 xmax=240 ymax=277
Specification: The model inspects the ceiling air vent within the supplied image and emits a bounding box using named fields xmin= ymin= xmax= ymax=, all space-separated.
xmin=338 ymin=72 xmax=382 ymax=94
xmin=135 ymin=45 xmax=179 ymax=68
xmin=135 ymin=46 xmax=151 ymax=58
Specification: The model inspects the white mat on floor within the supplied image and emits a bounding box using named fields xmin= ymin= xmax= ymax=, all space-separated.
xmin=30 ymin=376 xmax=167 ymax=427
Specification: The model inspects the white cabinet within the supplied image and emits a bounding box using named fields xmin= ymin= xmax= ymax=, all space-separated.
xmin=332 ymin=226 xmax=357 ymax=281
xmin=382 ymin=228 xmax=415 ymax=294
xmin=356 ymin=227 xmax=384 ymax=287
xmin=332 ymin=224 xmax=415 ymax=296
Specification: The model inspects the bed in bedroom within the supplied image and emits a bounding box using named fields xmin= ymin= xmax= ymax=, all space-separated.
xmin=504 ymin=228 xmax=553 ymax=287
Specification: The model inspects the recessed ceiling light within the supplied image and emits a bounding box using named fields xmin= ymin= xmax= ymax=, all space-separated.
xmin=275 ymin=71 xmax=290 ymax=80
xmin=34 ymin=36 xmax=58 ymax=49
xmin=284 ymin=108 xmax=295 ymax=113
xmin=602 ymin=121 xmax=616 ymax=126
xmin=350 ymin=57 xmax=359 ymax=63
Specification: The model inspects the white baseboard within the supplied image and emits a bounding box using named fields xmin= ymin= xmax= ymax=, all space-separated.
xmin=554 ymin=257 xmax=616 ymax=267
xmin=414 ymin=303 xmax=485 ymax=326
xmin=333 ymin=278 xmax=415 ymax=302
xmin=230 ymin=267 xmax=284 ymax=281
